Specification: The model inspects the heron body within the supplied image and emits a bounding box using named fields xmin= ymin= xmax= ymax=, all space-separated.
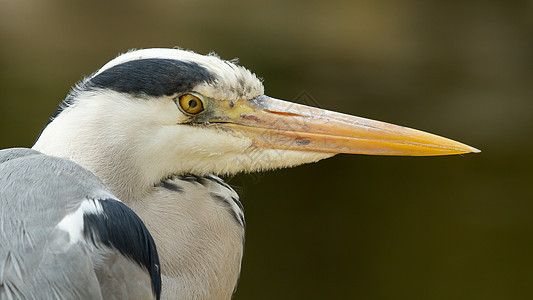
xmin=1 ymin=48 xmax=479 ymax=299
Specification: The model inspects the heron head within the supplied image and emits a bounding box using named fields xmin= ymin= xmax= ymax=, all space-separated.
xmin=34 ymin=48 xmax=479 ymax=179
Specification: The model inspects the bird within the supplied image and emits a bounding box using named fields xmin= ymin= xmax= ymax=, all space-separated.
xmin=1 ymin=48 xmax=480 ymax=299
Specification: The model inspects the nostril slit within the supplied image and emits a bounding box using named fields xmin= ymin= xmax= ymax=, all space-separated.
xmin=296 ymin=139 xmax=310 ymax=146
xmin=265 ymin=110 xmax=303 ymax=117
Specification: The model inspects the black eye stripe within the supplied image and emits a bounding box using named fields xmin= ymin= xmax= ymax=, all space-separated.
xmin=89 ymin=59 xmax=215 ymax=97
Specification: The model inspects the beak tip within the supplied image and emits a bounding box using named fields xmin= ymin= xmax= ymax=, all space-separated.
xmin=454 ymin=143 xmax=480 ymax=155
xmin=469 ymin=146 xmax=481 ymax=154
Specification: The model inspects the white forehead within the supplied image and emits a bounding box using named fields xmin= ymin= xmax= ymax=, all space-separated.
xmin=95 ymin=48 xmax=264 ymax=100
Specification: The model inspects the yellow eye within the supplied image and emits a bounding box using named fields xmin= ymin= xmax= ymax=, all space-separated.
xmin=177 ymin=93 xmax=205 ymax=115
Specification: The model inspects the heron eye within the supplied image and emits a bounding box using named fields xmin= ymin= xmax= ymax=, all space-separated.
xmin=177 ymin=93 xmax=205 ymax=115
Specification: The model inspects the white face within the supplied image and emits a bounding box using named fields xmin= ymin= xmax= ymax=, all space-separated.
xmin=33 ymin=88 xmax=333 ymax=191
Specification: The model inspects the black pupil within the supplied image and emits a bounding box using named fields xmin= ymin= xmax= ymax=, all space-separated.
xmin=188 ymin=99 xmax=198 ymax=108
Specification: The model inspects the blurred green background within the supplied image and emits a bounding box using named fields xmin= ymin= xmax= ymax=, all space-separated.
xmin=1 ymin=1 xmax=532 ymax=299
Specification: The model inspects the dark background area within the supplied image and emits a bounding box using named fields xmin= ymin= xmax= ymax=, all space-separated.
xmin=1 ymin=1 xmax=532 ymax=299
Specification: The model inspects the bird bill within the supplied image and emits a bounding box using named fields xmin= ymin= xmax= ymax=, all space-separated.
xmin=205 ymin=95 xmax=480 ymax=156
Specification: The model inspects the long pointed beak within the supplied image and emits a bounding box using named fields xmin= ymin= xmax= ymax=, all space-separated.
xmin=201 ymin=95 xmax=480 ymax=156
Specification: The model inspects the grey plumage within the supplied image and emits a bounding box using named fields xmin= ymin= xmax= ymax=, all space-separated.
xmin=0 ymin=148 xmax=161 ymax=299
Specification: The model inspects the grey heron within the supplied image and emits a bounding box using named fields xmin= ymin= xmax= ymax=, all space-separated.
xmin=1 ymin=48 xmax=479 ymax=299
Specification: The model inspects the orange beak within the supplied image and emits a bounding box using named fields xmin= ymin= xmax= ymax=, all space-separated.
xmin=201 ymin=95 xmax=480 ymax=156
